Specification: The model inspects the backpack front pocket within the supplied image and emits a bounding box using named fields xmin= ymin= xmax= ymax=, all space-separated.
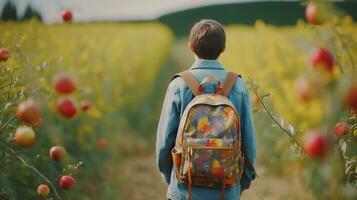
xmin=183 ymin=138 xmax=235 ymax=180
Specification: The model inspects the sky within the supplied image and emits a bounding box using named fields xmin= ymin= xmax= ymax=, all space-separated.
xmin=0 ymin=0 xmax=298 ymax=23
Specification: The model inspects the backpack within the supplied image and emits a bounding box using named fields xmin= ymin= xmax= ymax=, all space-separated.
xmin=171 ymin=70 xmax=254 ymax=200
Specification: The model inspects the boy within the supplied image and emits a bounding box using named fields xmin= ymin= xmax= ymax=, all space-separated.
xmin=156 ymin=19 xmax=256 ymax=200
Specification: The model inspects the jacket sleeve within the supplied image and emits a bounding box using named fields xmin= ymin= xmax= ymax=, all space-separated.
xmin=239 ymin=84 xmax=257 ymax=190
xmin=155 ymin=80 xmax=181 ymax=184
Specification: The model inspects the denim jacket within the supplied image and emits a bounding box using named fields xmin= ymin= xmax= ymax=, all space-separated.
xmin=156 ymin=60 xmax=256 ymax=200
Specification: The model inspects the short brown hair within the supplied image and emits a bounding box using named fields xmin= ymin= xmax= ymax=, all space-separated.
xmin=189 ymin=19 xmax=226 ymax=60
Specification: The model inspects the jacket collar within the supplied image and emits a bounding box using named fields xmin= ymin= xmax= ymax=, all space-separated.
xmin=190 ymin=59 xmax=225 ymax=70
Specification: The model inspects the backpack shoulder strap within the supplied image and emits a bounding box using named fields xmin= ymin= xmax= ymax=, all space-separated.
xmin=223 ymin=72 xmax=257 ymax=176
xmin=172 ymin=70 xmax=200 ymax=96
xmin=222 ymin=72 xmax=241 ymax=97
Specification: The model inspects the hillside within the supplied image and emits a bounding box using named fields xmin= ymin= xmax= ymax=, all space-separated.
xmin=158 ymin=1 xmax=357 ymax=36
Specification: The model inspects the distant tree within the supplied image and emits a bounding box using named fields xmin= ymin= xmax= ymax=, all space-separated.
xmin=22 ymin=5 xmax=42 ymax=21
xmin=1 ymin=1 xmax=17 ymax=21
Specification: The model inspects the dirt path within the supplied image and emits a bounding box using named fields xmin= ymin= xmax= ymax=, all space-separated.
xmin=119 ymin=154 xmax=313 ymax=200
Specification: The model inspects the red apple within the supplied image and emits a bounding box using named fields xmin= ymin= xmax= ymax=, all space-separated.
xmin=251 ymin=93 xmax=260 ymax=105
xmin=303 ymin=130 xmax=329 ymax=159
xmin=296 ymin=77 xmax=311 ymax=102
xmin=17 ymin=99 xmax=41 ymax=126
xmin=80 ymin=101 xmax=91 ymax=111
xmin=37 ymin=184 xmax=49 ymax=197
xmin=96 ymin=138 xmax=108 ymax=149
xmin=344 ymin=15 xmax=353 ymax=24
xmin=50 ymin=146 xmax=66 ymax=161
xmin=95 ymin=67 xmax=103 ymax=78
xmin=309 ymin=47 xmax=334 ymax=72
xmin=59 ymin=175 xmax=75 ymax=189
xmin=335 ymin=122 xmax=350 ymax=138
xmin=297 ymin=77 xmax=324 ymax=101
xmin=57 ymin=98 xmax=77 ymax=118
xmin=0 ymin=48 xmax=10 ymax=62
xmin=62 ymin=10 xmax=73 ymax=22
xmin=14 ymin=126 xmax=36 ymax=147
xmin=54 ymin=74 xmax=77 ymax=94
xmin=344 ymin=83 xmax=357 ymax=110
xmin=305 ymin=2 xmax=323 ymax=25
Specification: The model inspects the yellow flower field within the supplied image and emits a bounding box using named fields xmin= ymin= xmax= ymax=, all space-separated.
xmin=0 ymin=20 xmax=173 ymax=199
xmin=1 ymin=15 xmax=356 ymax=199
xmin=222 ymin=19 xmax=357 ymax=131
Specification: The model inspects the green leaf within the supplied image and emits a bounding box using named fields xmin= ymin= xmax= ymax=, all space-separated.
xmin=340 ymin=141 xmax=347 ymax=154
xmin=345 ymin=143 xmax=357 ymax=158
xmin=286 ymin=124 xmax=295 ymax=135
xmin=277 ymin=114 xmax=285 ymax=128
xmin=3 ymin=102 xmax=12 ymax=110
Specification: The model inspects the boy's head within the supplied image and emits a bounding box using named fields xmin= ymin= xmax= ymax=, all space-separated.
xmin=189 ymin=19 xmax=226 ymax=60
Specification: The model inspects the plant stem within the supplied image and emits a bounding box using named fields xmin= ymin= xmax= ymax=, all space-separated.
xmin=330 ymin=26 xmax=356 ymax=73
xmin=0 ymin=114 xmax=16 ymax=132
xmin=0 ymin=94 xmax=19 ymax=115
xmin=248 ymin=78 xmax=305 ymax=151
xmin=0 ymin=80 xmax=16 ymax=90
xmin=0 ymin=65 xmax=15 ymax=129
xmin=2 ymin=142 xmax=62 ymax=200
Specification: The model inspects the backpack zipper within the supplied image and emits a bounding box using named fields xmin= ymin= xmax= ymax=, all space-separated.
xmin=188 ymin=146 xmax=233 ymax=155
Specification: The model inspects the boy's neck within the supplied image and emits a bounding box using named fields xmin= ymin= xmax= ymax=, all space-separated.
xmin=194 ymin=55 xmax=218 ymax=62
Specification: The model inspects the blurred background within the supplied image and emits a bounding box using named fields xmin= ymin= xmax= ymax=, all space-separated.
xmin=0 ymin=0 xmax=356 ymax=199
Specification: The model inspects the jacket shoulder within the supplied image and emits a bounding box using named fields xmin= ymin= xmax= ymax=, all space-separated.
xmin=170 ymin=74 xmax=186 ymax=88
xmin=167 ymin=76 xmax=186 ymax=95
xmin=232 ymin=76 xmax=249 ymax=95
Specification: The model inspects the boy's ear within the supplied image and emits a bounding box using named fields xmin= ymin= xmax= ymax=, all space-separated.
xmin=221 ymin=45 xmax=225 ymax=53
xmin=188 ymin=41 xmax=194 ymax=52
